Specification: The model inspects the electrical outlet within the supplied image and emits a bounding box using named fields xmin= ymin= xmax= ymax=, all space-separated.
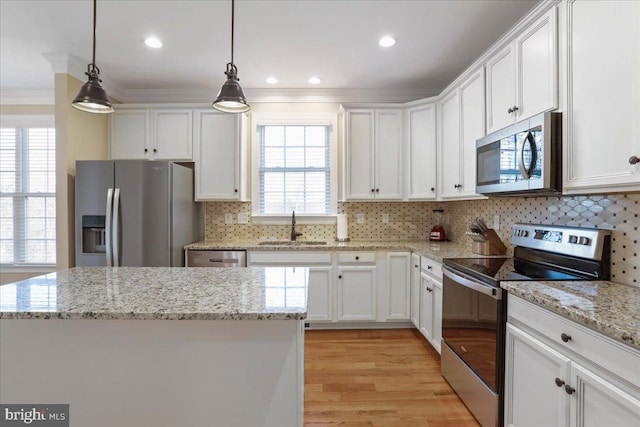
xmin=382 ymin=213 xmax=389 ymax=224
xmin=357 ymin=213 xmax=365 ymax=224
xmin=494 ymin=214 xmax=500 ymax=230
xmin=237 ymin=213 xmax=249 ymax=224
xmin=224 ymin=213 xmax=233 ymax=224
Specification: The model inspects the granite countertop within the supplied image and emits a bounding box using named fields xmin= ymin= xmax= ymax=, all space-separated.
xmin=185 ymin=239 xmax=496 ymax=263
xmin=0 ymin=267 xmax=307 ymax=321
xmin=501 ymin=280 xmax=640 ymax=350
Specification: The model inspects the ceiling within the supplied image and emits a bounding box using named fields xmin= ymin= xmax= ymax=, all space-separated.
xmin=0 ymin=0 xmax=539 ymax=103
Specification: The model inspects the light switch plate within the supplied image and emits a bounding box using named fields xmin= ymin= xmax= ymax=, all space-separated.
xmin=382 ymin=213 xmax=389 ymax=224
xmin=237 ymin=213 xmax=249 ymax=224
xmin=357 ymin=213 xmax=365 ymax=224
xmin=224 ymin=213 xmax=233 ymax=224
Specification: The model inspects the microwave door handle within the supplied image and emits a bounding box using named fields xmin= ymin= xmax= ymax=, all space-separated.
xmin=518 ymin=131 xmax=537 ymax=179
xmin=105 ymin=188 xmax=113 ymax=267
xmin=443 ymin=266 xmax=501 ymax=300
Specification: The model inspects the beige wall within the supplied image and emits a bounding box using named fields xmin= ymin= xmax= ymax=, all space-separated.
xmin=54 ymin=74 xmax=109 ymax=269
xmin=0 ymin=105 xmax=54 ymax=115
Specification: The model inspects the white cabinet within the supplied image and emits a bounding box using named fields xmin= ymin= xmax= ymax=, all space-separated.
xmin=410 ymin=253 xmax=421 ymax=328
xmin=306 ymin=267 xmax=334 ymax=322
xmin=486 ymin=8 xmax=558 ymax=133
xmin=564 ymin=0 xmax=640 ymax=193
xmin=345 ymin=109 xmax=403 ymax=200
xmin=418 ymin=257 xmax=443 ymax=353
xmin=439 ymin=69 xmax=486 ymax=200
xmin=337 ymin=266 xmax=377 ymax=321
xmin=384 ymin=252 xmax=410 ymax=321
xmin=406 ymin=102 xmax=437 ymax=200
xmin=110 ymin=108 xmax=192 ymax=160
xmin=505 ymin=295 xmax=640 ymax=427
xmin=193 ymin=110 xmax=245 ymax=201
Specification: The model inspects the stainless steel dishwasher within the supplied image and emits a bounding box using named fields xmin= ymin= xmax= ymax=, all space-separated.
xmin=186 ymin=250 xmax=247 ymax=267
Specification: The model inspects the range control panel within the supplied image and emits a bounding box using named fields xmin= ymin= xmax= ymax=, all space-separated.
xmin=511 ymin=223 xmax=611 ymax=260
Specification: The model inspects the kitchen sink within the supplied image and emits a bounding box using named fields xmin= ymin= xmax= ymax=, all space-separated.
xmin=258 ymin=241 xmax=327 ymax=246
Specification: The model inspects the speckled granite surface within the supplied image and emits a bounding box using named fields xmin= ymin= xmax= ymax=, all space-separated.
xmin=501 ymin=280 xmax=640 ymax=350
xmin=0 ymin=267 xmax=307 ymax=320
xmin=185 ymin=240 xmax=493 ymax=263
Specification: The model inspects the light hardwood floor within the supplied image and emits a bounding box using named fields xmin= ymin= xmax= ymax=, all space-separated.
xmin=304 ymin=329 xmax=480 ymax=427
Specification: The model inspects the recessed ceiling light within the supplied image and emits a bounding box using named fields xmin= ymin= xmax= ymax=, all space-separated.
xmin=144 ymin=37 xmax=163 ymax=49
xmin=265 ymin=76 xmax=278 ymax=84
xmin=378 ymin=35 xmax=396 ymax=48
xmin=308 ymin=76 xmax=321 ymax=85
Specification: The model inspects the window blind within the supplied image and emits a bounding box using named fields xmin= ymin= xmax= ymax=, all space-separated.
xmin=258 ymin=125 xmax=330 ymax=214
xmin=0 ymin=126 xmax=56 ymax=265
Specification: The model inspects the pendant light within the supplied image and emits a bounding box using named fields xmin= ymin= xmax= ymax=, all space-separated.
xmin=71 ymin=0 xmax=114 ymax=114
xmin=212 ymin=0 xmax=251 ymax=113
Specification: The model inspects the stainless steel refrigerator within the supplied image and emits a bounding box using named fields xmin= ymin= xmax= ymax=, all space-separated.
xmin=75 ymin=160 xmax=200 ymax=267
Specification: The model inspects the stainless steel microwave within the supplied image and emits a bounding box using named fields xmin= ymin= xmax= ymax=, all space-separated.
xmin=476 ymin=112 xmax=562 ymax=196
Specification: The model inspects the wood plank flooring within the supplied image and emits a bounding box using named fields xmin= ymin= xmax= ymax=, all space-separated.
xmin=304 ymin=329 xmax=480 ymax=427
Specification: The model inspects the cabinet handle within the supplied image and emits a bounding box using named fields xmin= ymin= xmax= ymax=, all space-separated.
xmin=630 ymin=156 xmax=640 ymax=165
xmin=414 ymin=264 xmax=419 ymax=268
xmin=427 ymin=265 xmax=432 ymax=270
xmin=561 ymin=333 xmax=572 ymax=343
xmin=507 ymin=106 xmax=520 ymax=114
xmin=554 ymin=378 xmax=565 ymax=387
xmin=425 ymin=287 xmax=433 ymax=293
xmin=564 ymin=385 xmax=576 ymax=395
xmin=454 ymin=184 xmax=462 ymax=189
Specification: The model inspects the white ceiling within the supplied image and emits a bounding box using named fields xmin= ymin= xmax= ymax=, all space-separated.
xmin=0 ymin=0 xmax=539 ymax=103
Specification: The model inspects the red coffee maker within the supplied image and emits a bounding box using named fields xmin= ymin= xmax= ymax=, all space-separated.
xmin=430 ymin=209 xmax=446 ymax=241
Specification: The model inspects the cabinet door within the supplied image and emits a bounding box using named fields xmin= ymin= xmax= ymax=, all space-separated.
xmin=459 ymin=69 xmax=485 ymax=198
xmin=337 ymin=266 xmax=376 ymax=321
xmin=410 ymin=254 xmax=421 ymax=328
xmin=385 ymin=252 xmax=410 ymax=320
xmin=570 ymin=362 xmax=640 ymax=427
xmin=152 ymin=110 xmax=193 ymax=160
xmin=306 ymin=267 xmax=334 ymax=322
xmin=346 ymin=110 xmax=375 ymax=200
xmin=438 ymin=89 xmax=462 ymax=199
xmin=515 ymin=7 xmax=557 ymax=121
xmin=505 ymin=324 xmax=571 ymax=427
xmin=419 ymin=272 xmax=433 ymax=342
xmin=486 ymin=44 xmax=516 ymax=133
xmin=193 ymin=110 xmax=240 ymax=200
xmin=407 ymin=104 xmax=437 ymax=200
xmin=565 ymin=0 xmax=640 ymax=192
xmin=374 ymin=110 xmax=403 ymax=199
xmin=110 ymin=109 xmax=149 ymax=159
xmin=431 ymin=279 xmax=442 ymax=354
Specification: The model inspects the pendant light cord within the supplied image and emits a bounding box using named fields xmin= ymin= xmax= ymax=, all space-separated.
xmin=230 ymin=0 xmax=235 ymax=65
xmin=92 ymin=0 xmax=97 ymax=69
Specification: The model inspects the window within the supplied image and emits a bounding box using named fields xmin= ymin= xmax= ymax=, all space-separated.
xmin=253 ymin=117 xmax=337 ymax=221
xmin=0 ymin=125 xmax=56 ymax=265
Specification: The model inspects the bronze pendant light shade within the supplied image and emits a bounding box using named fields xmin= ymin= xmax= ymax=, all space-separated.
xmin=213 ymin=0 xmax=250 ymax=113
xmin=72 ymin=0 xmax=114 ymax=114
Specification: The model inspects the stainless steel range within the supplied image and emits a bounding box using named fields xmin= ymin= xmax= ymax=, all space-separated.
xmin=440 ymin=223 xmax=611 ymax=427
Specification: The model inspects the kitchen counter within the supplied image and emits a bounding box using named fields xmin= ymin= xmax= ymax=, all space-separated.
xmin=501 ymin=280 xmax=640 ymax=350
xmin=0 ymin=266 xmax=307 ymax=320
xmin=185 ymin=239 xmax=495 ymax=263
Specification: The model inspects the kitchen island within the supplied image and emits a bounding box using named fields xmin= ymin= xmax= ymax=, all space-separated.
xmin=0 ymin=267 xmax=307 ymax=427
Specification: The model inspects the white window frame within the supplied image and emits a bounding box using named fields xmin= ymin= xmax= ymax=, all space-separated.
xmin=0 ymin=115 xmax=56 ymax=270
xmin=251 ymin=113 xmax=338 ymax=224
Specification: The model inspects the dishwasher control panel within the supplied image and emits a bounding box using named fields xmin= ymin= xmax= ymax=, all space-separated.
xmin=186 ymin=250 xmax=247 ymax=267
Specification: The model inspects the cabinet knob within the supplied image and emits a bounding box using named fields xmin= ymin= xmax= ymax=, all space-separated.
xmin=561 ymin=333 xmax=572 ymax=343
xmin=144 ymin=148 xmax=148 ymax=153
xmin=375 ymin=188 xmax=380 ymax=193
xmin=554 ymin=378 xmax=565 ymax=388
xmin=153 ymin=148 xmax=157 ymax=153
xmin=454 ymin=184 xmax=462 ymax=189
xmin=414 ymin=264 xmax=419 ymax=268
xmin=564 ymin=385 xmax=576 ymax=395
xmin=629 ymin=156 xmax=640 ymax=165
xmin=338 ymin=275 xmax=342 ymax=279
xmin=371 ymin=189 xmax=375 ymax=193
xmin=234 ymin=189 xmax=238 ymax=193
xmin=427 ymin=266 xmax=432 ymax=270
xmin=355 ymin=256 xmax=360 ymax=260
xmin=430 ymin=187 xmax=435 ymax=192
xmin=507 ymin=106 xmax=520 ymax=114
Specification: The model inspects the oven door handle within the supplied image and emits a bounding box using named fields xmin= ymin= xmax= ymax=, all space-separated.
xmin=443 ymin=266 xmax=502 ymax=300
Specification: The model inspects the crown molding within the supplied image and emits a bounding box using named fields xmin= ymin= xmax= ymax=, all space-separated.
xmin=0 ymin=90 xmax=55 ymax=105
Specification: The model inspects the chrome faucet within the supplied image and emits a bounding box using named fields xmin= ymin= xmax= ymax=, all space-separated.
xmin=291 ymin=211 xmax=303 ymax=241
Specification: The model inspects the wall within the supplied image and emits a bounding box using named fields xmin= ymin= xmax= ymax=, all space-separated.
xmin=203 ymin=192 xmax=639 ymax=287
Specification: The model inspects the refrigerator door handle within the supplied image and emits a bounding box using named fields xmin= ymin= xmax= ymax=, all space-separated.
xmin=112 ymin=188 xmax=121 ymax=267
xmin=105 ymin=188 xmax=114 ymax=266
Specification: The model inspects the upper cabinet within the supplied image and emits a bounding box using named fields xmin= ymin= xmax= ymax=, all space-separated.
xmin=345 ymin=108 xmax=403 ymax=200
xmin=406 ymin=102 xmax=437 ymax=200
xmin=110 ymin=108 xmax=192 ymax=161
xmin=563 ymin=0 xmax=640 ymax=193
xmin=438 ymin=69 xmax=486 ymax=200
xmin=486 ymin=8 xmax=558 ymax=133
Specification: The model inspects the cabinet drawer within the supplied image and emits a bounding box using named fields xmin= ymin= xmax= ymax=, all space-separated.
xmin=508 ymin=295 xmax=640 ymax=387
xmin=248 ymin=251 xmax=331 ymax=265
xmin=338 ymin=251 xmax=375 ymax=264
xmin=420 ymin=256 xmax=442 ymax=278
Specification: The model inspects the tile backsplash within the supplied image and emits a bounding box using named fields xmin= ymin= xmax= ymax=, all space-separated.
xmin=203 ymin=193 xmax=639 ymax=286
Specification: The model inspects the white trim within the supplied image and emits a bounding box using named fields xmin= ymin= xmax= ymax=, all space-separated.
xmin=0 ymin=114 xmax=54 ymax=127
xmin=0 ymin=266 xmax=55 ymax=274
xmin=0 ymin=90 xmax=55 ymax=105
xmin=251 ymin=214 xmax=337 ymax=225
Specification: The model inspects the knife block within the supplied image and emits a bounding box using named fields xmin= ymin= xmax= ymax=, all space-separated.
xmin=471 ymin=229 xmax=507 ymax=255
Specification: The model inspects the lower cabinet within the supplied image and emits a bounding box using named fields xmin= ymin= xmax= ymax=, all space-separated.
xmin=306 ymin=267 xmax=334 ymax=322
xmin=337 ymin=266 xmax=377 ymax=321
xmin=505 ymin=295 xmax=640 ymax=427
xmin=418 ymin=257 xmax=443 ymax=353
xmin=410 ymin=254 xmax=421 ymax=328
xmin=384 ymin=252 xmax=411 ymax=321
